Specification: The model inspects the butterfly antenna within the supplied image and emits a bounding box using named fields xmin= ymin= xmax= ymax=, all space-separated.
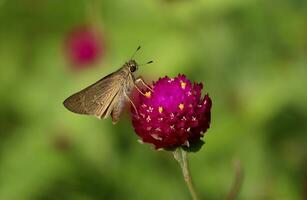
xmin=139 ymin=60 xmax=153 ymax=66
xmin=130 ymin=46 xmax=141 ymax=60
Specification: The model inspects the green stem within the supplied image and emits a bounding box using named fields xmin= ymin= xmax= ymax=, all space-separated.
xmin=225 ymin=160 xmax=243 ymax=200
xmin=173 ymin=148 xmax=199 ymax=200
xmin=86 ymin=0 xmax=102 ymax=27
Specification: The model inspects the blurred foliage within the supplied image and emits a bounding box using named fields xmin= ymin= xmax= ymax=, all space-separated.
xmin=0 ymin=0 xmax=306 ymax=199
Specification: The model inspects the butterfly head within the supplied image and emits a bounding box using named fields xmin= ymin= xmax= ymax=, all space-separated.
xmin=126 ymin=60 xmax=138 ymax=73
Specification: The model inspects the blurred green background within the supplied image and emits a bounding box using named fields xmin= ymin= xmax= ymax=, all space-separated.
xmin=0 ymin=0 xmax=306 ymax=199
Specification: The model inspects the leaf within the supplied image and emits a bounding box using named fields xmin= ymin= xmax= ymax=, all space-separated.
xmin=182 ymin=140 xmax=205 ymax=153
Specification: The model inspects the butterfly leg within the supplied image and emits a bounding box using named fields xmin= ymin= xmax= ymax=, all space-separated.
xmin=134 ymin=84 xmax=148 ymax=97
xmin=135 ymin=76 xmax=153 ymax=92
xmin=124 ymin=91 xmax=139 ymax=115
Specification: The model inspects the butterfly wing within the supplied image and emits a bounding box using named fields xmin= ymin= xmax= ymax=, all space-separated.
xmin=110 ymin=73 xmax=136 ymax=123
xmin=110 ymin=91 xmax=126 ymax=124
xmin=63 ymin=70 xmax=124 ymax=119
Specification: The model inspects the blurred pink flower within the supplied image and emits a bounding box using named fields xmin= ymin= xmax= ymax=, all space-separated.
xmin=65 ymin=25 xmax=104 ymax=68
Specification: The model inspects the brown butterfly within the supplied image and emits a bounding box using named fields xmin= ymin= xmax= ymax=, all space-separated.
xmin=63 ymin=46 xmax=152 ymax=124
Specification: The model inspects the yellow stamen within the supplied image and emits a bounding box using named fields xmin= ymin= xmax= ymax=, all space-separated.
xmin=158 ymin=107 xmax=163 ymax=113
xmin=181 ymin=82 xmax=187 ymax=89
xmin=145 ymin=91 xmax=151 ymax=98
xmin=179 ymin=103 xmax=184 ymax=110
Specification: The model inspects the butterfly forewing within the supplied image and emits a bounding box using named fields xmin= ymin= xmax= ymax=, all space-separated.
xmin=63 ymin=71 xmax=124 ymax=119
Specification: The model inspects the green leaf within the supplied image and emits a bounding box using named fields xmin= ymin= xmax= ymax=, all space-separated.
xmin=182 ymin=140 xmax=205 ymax=153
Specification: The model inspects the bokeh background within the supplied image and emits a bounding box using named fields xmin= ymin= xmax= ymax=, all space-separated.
xmin=0 ymin=0 xmax=306 ymax=199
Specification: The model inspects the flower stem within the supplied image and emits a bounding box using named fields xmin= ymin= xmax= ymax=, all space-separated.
xmin=87 ymin=0 xmax=102 ymax=27
xmin=225 ymin=160 xmax=243 ymax=200
xmin=173 ymin=148 xmax=199 ymax=200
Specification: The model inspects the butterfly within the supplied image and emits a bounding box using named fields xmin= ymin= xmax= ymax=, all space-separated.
xmin=63 ymin=46 xmax=153 ymax=124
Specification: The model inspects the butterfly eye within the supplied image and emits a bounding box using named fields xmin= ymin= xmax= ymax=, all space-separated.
xmin=130 ymin=65 xmax=137 ymax=72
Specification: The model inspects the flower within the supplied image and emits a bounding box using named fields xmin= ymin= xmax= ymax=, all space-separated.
xmin=65 ymin=25 xmax=104 ymax=68
xmin=131 ymin=74 xmax=212 ymax=150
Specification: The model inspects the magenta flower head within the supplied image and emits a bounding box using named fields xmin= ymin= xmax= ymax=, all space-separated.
xmin=131 ymin=74 xmax=212 ymax=151
xmin=65 ymin=25 xmax=104 ymax=68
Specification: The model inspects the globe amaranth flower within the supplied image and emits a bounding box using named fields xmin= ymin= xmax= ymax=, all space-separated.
xmin=65 ymin=25 xmax=105 ymax=68
xmin=131 ymin=74 xmax=212 ymax=150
